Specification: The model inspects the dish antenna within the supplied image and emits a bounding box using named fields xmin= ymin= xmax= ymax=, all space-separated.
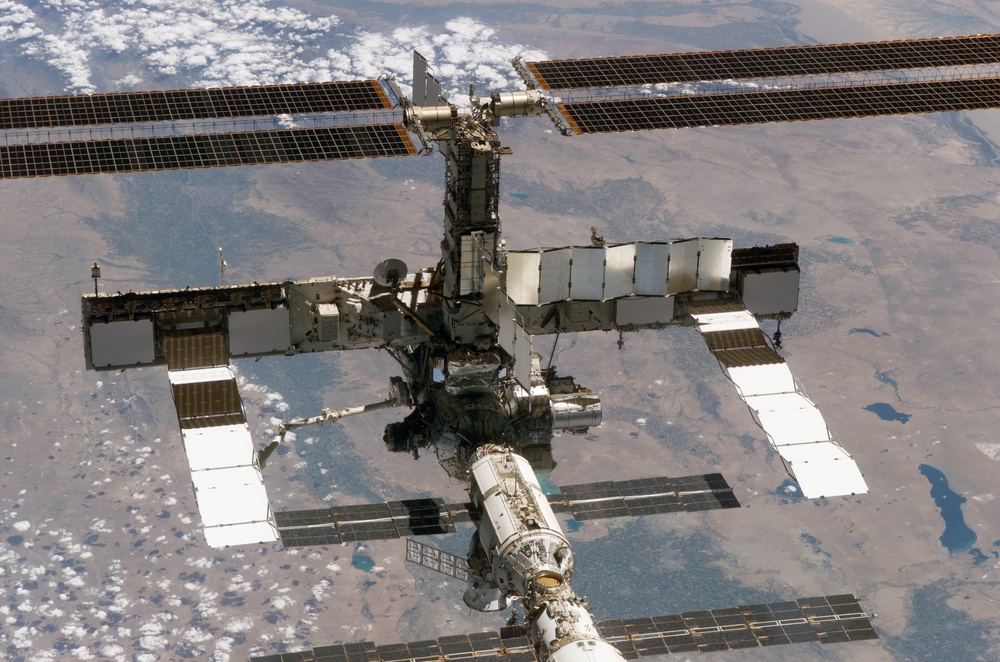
xmin=373 ymin=258 xmax=409 ymax=288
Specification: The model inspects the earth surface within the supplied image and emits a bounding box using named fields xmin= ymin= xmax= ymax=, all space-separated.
xmin=0 ymin=0 xmax=999 ymax=660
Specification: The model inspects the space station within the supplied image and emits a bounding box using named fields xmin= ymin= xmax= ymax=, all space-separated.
xmin=7 ymin=31 xmax=1000 ymax=662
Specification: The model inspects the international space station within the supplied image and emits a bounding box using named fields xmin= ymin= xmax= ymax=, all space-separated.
xmin=8 ymin=30 xmax=1000 ymax=661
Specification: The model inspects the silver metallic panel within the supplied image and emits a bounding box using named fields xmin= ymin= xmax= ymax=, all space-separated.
xmin=570 ymin=247 xmax=605 ymax=300
xmin=514 ymin=326 xmax=532 ymax=390
xmin=634 ymin=242 xmax=670 ymax=296
xmin=88 ymin=318 xmax=155 ymax=369
xmin=539 ymin=248 xmax=572 ymax=303
xmin=604 ymin=243 xmax=635 ymax=299
xmin=739 ymin=267 xmax=800 ymax=316
xmin=484 ymin=261 xmax=501 ymax=324
xmin=498 ymin=295 xmax=517 ymax=356
xmin=505 ymin=251 xmax=541 ymax=305
xmin=667 ymin=239 xmax=699 ymax=294
xmin=406 ymin=538 xmax=469 ymax=581
xmin=460 ymin=234 xmax=486 ymax=295
xmin=615 ymin=296 xmax=674 ymax=326
xmin=229 ymin=307 xmax=291 ymax=356
xmin=696 ymin=238 xmax=733 ymax=291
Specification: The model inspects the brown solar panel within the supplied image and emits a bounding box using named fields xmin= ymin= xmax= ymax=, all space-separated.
xmin=558 ymin=76 xmax=1000 ymax=134
xmin=0 ymin=124 xmax=416 ymax=178
xmin=162 ymin=331 xmax=230 ymax=370
xmin=527 ymin=33 xmax=1000 ymax=89
xmin=171 ymin=379 xmax=243 ymax=421
xmin=0 ymin=80 xmax=391 ymax=130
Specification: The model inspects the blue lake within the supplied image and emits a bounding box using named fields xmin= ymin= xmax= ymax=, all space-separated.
xmin=864 ymin=402 xmax=911 ymax=423
xmin=772 ymin=478 xmax=804 ymax=501
xmin=352 ymin=553 xmax=375 ymax=572
xmin=509 ymin=192 xmax=529 ymax=200
xmin=823 ymin=236 xmax=855 ymax=244
xmin=849 ymin=328 xmax=890 ymax=337
xmin=919 ymin=464 xmax=979 ymax=554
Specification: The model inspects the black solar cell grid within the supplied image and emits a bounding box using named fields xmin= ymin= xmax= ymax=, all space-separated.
xmin=274 ymin=508 xmax=335 ymax=528
xmin=783 ymin=626 xmax=821 ymax=644
xmin=0 ymin=80 xmax=390 ymax=130
xmin=498 ymin=626 xmax=526 ymax=640
xmin=437 ymin=635 xmax=473 ymax=656
xmin=758 ymin=632 xmax=792 ymax=646
xmin=711 ymin=607 xmax=748 ymax=626
xmin=311 ymin=643 xmax=349 ymax=661
xmin=330 ymin=502 xmax=393 ymax=521
xmin=559 ymin=480 xmax=619 ymax=500
xmin=278 ymin=526 xmax=341 ymax=547
xmin=662 ymin=636 xmax=699 ymax=653
xmin=770 ymin=601 xmax=807 ymax=618
xmin=614 ymin=476 xmax=672 ymax=496
xmin=633 ymin=639 xmax=671 ymax=655
xmin=0 ymin=125 xmax=416 ymax=179
xmin=822 ymin=630 xmax=852 ymax=644
xmin=668 ymin=474 xmax=715 ymax=492
xmin=528 ymin=34 xmax=1000 ymax=89
xmin=845 ymin=623 xmax=879 ymax=641
xmin=387 ymin=498 xmax=445 ymax=517
xmin=373 ymin=643 xmax=409 ymax=661
xmin=255 ymin=652 xmax=308 ymax=661
xmin=504 ymin=651 xmax=535 ymax=662
xmin=397 ymin=519 xmax=454 ymax=536
xmin=559 ymin=77 xmax=1000 ymax=134
xmin=681 ymin=492 xmax=728 ymax=511
xmin=723 ymin=630 xmax=760 ymax=648
xmin=468 ymin=631 xmax=502 ymax=650
xmin=620 ymin=617 xmax=658 ymax=635
xmin=570 ymin=501 xmax=630 ymax=520
xmin=406 ymin=639 xmax=441 ymax=660
xmin=681 ymin=610 xmax=719 ymax=630
xmin=625 ymin=498 xmax=681 ymax=517
xmin=337 ymin=519 xmax=400 ymax=542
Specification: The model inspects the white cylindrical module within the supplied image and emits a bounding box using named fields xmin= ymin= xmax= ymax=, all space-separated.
xmin=489 ymin=90 xmax=545 ymax=118
xmin=547 ymin=639 xmax=626 ymax=662
xmin=469 ymin=448 xmax=574 ymax=597
xmin=551 ymin=393 xmax=602 ymax=430
xmin=410 ymin=104 xmax=456 ymax=131
xmin=531 ymin=598 xmax=626 ymax=662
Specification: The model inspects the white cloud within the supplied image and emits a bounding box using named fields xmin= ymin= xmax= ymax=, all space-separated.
xmin=0 ymin=1 xmax=545 ymax=96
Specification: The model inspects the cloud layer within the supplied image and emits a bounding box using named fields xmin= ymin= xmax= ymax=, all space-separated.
xmin=0 ymin=1 xmax=546 ymax=97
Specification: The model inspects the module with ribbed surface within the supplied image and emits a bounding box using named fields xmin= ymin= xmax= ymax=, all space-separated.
xmin=527 ymin=33 xmax=1000 ymax=89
